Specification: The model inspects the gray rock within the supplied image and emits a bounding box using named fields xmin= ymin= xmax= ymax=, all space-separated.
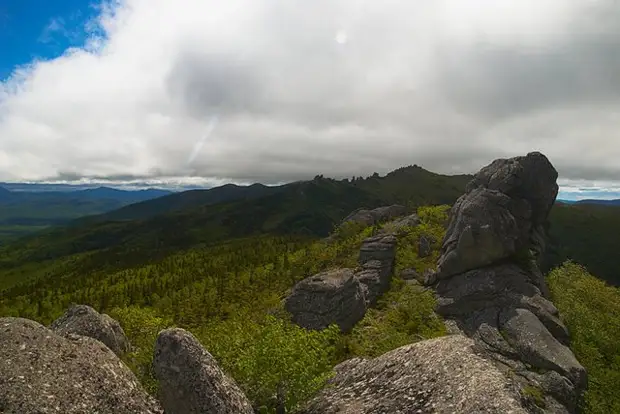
xmin=499 ymin=308 xmax=586 ymax=389
xmin=355 ymin=260 xmax=391 ymax=307
xmin=437 ymin=187 xmax=522 ymax=279
xmin=418 ymin=235 xmax=433 ymax=258
xmin=433 ymin=152 xmax=586 ymax=413
xmin=358 ymin=233 xmax=397 ymax=265
xmin=380 ymin=213 xmax=421 ymax=235
xmin=51 ymin=304 xmax=130 ymax=357
xmin=284 ymin=269 xmax=367 ymax=332
xmin=153 ymin=328 xmax=253 ymax=414
xmin=438 ymin=152 xmax=559 ymax=280
xmin=0 ymin=317 xmax=161 ymax=414
xmin=299 ymin=335 xmax=528 ymax=414
xmin=341 ymin=205 xmax=407 ymax=227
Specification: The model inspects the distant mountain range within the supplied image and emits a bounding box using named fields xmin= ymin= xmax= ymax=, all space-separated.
xmin=557 ymin=198 xmax=620 ymax=205
xmin=0 ymin=186 xmax=172 ymax=243
xmin=0 ymin=166 xmax=472 ymax=270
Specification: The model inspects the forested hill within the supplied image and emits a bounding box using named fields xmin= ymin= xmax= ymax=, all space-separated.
xmin=0 ymin=186 xmax=171 ymax=243
xmin=0 ymin=166 xmax=471 ymax=277
xmin=1 ymin=163 xmax=620 ymax=287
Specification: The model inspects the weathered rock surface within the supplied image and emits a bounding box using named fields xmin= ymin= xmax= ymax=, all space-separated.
xmin=356 ymin=233 xmax=397 ymax=306
xmin=437 ymin=152 xmax=558 ymax=280
xmin=0 ymin=317 xmax=161 ymax=414
xmin=379 ymin=213 xmax=421 ymax=235
xmin=51 ymin=304 xmax=130 ymax=357
xmin=153 ymin=328 xmax=253 ymax=414
xmin=433 ymin=152 xmax=586 ymax=413
xmin=358 ymin=233 xmax=397 ymax=265
xmin=341 ymin=205 xmax=407 ymax=227
xmin=284 ymin=269 xmax=367 ymax=332
xmin=286 ymin=233 xmax=397 ymax=332
xmin=300 ymin=335 xmax=528 ymax=414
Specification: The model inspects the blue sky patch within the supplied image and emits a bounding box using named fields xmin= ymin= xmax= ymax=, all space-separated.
xmin=0 ymin=0 xmax=100 ymax=81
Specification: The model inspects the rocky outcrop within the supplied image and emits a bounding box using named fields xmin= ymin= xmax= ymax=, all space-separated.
xmin=432 ymin=152 xmax=586 ymax=412
xmin=300 ymin=335 xmax=528 ymax=414
xmin=283 ymin=269 xmax=367 ymax=332
xmin=0 ymin=317 xmax=161 ymax=414
xmin=51 ymin=304 xmax=130 ymax=357
xmin=341 ymin=204 xmax=407 ymax=227
xmin=153 ymin=328 xmax=254 ymax=414
xmin=378 ymin=212 xmax=421 ymax=236
xmin=285 ymin=233 xmax=397 ymax=332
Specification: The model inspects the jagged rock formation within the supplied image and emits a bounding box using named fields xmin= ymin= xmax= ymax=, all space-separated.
xmin=300 ymin=335 xmax=529 ymax=414
xmin=341 ymin=204 xmax=407 ymax=227
xmin=0 ymin=317 xmax=161 ymax=414
xmin=51 ymin=304 xmax=130 ymax=357
xmin=433 ymin=152 xmax=586 ymax=413
xmin=153 ymin=328 xmax=254 ymax=414
xmin=285 ymin=233 xmax=397 ymax=332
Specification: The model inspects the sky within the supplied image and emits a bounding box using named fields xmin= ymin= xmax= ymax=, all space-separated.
xmin=0 ymin=0 xmax=619 ymax=200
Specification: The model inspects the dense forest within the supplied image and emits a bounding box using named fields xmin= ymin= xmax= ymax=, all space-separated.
xmin=1 ymin=200 xmax=619 ymax=413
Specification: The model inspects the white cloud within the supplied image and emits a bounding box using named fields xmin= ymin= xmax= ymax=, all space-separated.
xmin=1 ymin=0 xmax=619 ymax=195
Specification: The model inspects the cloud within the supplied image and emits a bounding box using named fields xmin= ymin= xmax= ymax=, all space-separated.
xmin=1 ymin=0 xmax=619 ymax=193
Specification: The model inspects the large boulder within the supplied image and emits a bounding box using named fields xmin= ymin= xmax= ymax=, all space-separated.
xmin=153 ymin=328 xmax=253 ymax=414
xmin=299 ymin=335 xmax=529 ymax=414
xmin=286 ymin=232 xmax=398 ymax=332
xmin=341 ymin=205 xmax=407 ymax=227
xmin=284 ymin=269 xmax=367 ymax=332
xmin=0 ymin=317 xmax=161 ymax=414
xmin=433 ymin=152 xmax=586 ymax=413
xmin=358 ymin=233 xmax=397 ymax=265
xmin=438 ymin=152 xmax=558 ymax=279
xmin=379 ymin=213 xmax=421 ymax=235
xmin=51 ymin=304 xmax=130 ymax=357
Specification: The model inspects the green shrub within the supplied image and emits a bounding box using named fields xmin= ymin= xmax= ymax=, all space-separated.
xmin=196 ymin=314 xmax=340 ymax=413
xmin=548 ymin=261 xmax=620 ymax=414
xmin=347 ymin=280 xmax=446 ymax=358
xmin=108 ymin=306 xmax=172 ymax=395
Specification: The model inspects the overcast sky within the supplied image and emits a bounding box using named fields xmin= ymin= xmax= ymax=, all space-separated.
xmin=1 ymin=0 xmax=619 ymax=198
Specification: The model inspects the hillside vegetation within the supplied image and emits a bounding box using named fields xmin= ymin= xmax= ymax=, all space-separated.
xmin=0 ymin=168 xmax=470 ymax=289
xmin=548 ymin=262 xmax=620 ymax=414
xmin=544 ymin=203 xmax=620 ymax=286
xmin=0 ymin=206 xmax=448 ymax=412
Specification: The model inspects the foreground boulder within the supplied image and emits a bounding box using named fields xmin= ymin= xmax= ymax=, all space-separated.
xmin=153 ymin=328 xmax=253 ymax=414
xmin=300 ymin=335 xmax=528 ymax=414
xmin=0 ymin=317 xmax=161 ymax=414
xmin=285 ymin=233 xmax=397 ymax=332
xmin=51 ymin=304 xmax=130 ymax=357
xmin=433 ymin=152 xmax=586 ymax=412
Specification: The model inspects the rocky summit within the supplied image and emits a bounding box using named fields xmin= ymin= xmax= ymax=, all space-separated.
xmin=303 ymin=152 xmax=586 ymax=414
xmin=432 ymin=152 xmax=585 ymax=413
